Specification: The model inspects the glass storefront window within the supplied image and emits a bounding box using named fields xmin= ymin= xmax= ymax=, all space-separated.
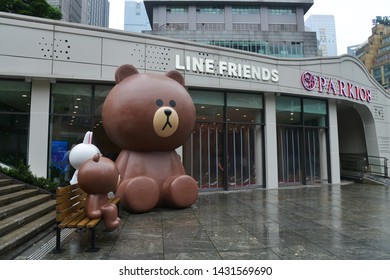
xmin=0 ymin=80 xmax=31 ymax=113
xmin=190 ymin=90 xmax=224 ymax=122
xmin=303 ymin=99 xmax=327 ymax=127
xmin=51 ymin=84 xmax=93 ymax=115
xmin=0 ymin=114 xmax=30 ymax=166
xmin=276 ymin=95 xmax=301 ymax=125
xmin=93 ymin=85 xmax=112 ymax=117
xmin=227 ymin=92 xmax=263 ymax=123
xmin=0 ymin=80 xmax=31 ymax=166
xmin=48 ymin=83 xmax=115 ymax=184
xmin=49 ymin=115 xmax=93 ymax=182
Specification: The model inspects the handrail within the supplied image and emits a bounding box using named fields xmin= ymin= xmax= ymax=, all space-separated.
xmin=365 ymin=155 xmax=388 ymax=178
xmin=339 ymin=153 xmax=389 ymax=179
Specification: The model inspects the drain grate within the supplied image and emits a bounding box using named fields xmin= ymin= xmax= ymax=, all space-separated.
xmin=27 ymin=228 xmax=75 ymax=260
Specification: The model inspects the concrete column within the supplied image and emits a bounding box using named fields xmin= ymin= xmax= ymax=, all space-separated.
xmin=264 ymin=93 xmax=278 ymax=188
xmin=320 ymin=128 xmax=328 ymax=181
xmin=255 ymin=115 xmax=263 ymax=186
xmin=328 ymin=100 xmax=341 ymax=184
xmin=28 ymin=79 xmax=51 ymax=177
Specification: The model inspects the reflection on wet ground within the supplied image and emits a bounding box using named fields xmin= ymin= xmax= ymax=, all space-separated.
xmin=17 ymin=183 xmax=390 ymax=260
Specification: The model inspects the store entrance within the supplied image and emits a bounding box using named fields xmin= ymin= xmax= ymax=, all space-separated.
xmin=277 ymin=126 xmax=327 ymax=185
xmin=183 ymin=90 xmax=264 ymax=190
xmin=276 ymin=96 xmax=329 ymax=186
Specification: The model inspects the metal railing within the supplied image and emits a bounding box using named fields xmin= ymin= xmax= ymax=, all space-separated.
xmin=339 ymin=153 xmax=389 ymax=181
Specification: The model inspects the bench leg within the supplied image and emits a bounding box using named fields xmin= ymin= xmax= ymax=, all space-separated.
xmin=52 ymin=226 xmax=64 ymax=253
xmin=86 ymin=227 xmax=100 ymax=252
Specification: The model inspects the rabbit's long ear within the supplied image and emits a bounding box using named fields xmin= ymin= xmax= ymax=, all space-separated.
xmin=83 ymin=131 xmax=93 ymax=144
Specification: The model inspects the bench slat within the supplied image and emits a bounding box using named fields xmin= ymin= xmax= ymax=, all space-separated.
xmin=86 ymin=218 xmax=101 ymax=228
xmin=57 ymin=203 xmax=85 ymax=223
xmin=56 ymin=193 xmax=87 ymax=212
xmin=67 ymin=212 xmax=89 ymax=227
xmin=77 ymin=216 xmax=93 ymax=228
xmin=56 ymin=189 xmax=85 ymax=204
xmin=56 ymin=184 xmax=79 ymax=196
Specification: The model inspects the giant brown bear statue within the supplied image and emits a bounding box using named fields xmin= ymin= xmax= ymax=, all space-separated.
xmin=102 ymin=65 xmax=198 ymax=213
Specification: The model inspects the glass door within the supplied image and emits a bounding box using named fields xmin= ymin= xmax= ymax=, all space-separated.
xmin=276 ymin=96 xmax=329 ymax=185
xmin=277 ymin=126 xmax=303 ymax=184
xmin=183 ymin=90 xmax=264 ymax=190
xmin=304 ymin=128 xmax=328 ymax=183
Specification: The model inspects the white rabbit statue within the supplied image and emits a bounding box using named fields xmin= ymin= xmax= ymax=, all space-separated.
xmin=69 ymin=131 xmax=100 ymax=185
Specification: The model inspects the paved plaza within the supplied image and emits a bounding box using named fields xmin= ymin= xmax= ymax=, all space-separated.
xmin=16 ymin=182 xmax=390 ymax=260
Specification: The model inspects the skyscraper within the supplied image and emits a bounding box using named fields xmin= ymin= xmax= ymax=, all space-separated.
xmin=124 ymin=0 xmax=151 ymax=33
xmin=87 ymin=0 xmax=110 ymax=27
xmin=47 ymin=0 xmax=87 ymax=23
xmin=305 ymin=15 xmax=337 ymax=56
xmin=48 ymin=0 xmax=109 ymax=27
xmin=143 ymin=0 xmax=318 ymax=58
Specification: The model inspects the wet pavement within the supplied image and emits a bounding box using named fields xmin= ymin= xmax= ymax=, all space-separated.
xmin=16 ymin=182 xmax=390 ymax=260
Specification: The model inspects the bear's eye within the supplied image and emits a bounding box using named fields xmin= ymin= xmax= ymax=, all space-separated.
xmin=156 ymin=99 xmax=164 ymax=107
xmin=169 ymin=100 xmax=176 ymax=107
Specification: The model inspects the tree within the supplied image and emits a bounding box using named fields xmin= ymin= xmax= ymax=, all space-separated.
xmin=0 ymin=0 xmax=62 ymax=20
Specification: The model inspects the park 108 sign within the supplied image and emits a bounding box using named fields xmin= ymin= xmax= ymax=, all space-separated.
xmin=301 ymin=71 xmax=372 ymax=103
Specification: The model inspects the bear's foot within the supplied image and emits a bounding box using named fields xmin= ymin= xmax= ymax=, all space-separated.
xmin=163 ymin=175 xmax=198 ymax=208
xmin=119 ymin=176 xmax=160 ymax=213
xmin=101 ymin=203 xmax=121 ymax=231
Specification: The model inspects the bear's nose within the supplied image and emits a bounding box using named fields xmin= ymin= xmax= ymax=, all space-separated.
xmin=164 ymin=109 xmax=172 ymax=117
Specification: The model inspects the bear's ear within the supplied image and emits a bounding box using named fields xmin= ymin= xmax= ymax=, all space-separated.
xmin=166 ymin=70 xmax=185 ymax=87
xmin=92 ymin=153 xmax=101 ymax=162
xmin=115 ymin=64 xmax=139 ymax=84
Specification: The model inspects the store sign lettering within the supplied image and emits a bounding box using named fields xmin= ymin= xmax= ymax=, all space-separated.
xmin=301 ymin=71 xmax=372 ymax=103
xmin=175 ymin=55 xmax=279 ymax=83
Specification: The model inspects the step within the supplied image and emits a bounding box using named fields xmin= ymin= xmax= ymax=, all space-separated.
xmin=0 ymin=194 xmax=53 ymax=221
xmin=0 ymin=179 xmax=13 ymax=187
xmin=0 ymin=189 xmax=40 ymax=207
xmin=0 ymin=200 xmax=56 ymax=236
xmin=0 ymin=184 xmax=25 ymax=196
xmin=0 ymin=211 xmax=56 ymax=257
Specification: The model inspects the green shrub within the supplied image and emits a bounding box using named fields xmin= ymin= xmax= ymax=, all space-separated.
xmin=0 ymin=161 xmax=57 ymax=192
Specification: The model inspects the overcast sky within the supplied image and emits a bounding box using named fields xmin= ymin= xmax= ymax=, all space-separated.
xmin=108 ymin=0 xmax=389 ymax=55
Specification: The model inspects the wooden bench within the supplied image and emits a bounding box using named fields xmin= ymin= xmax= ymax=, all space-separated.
xmin=54 ymin=184 xmax=120 ymax=252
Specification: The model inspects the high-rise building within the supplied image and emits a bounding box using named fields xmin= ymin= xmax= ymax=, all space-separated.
xmin=87 ymin=0 xmax=110 ymax=27
xmin=143 ymin=0 xmax=318 ymax=58
xmin=124 ymin=0 xmax=151 ymax=32
xmin=356 ymin=22 xmax=390 ymax=91
xmin=305 ymin=15 xmax=337 ymax=56
xmin=47 ymin=0 xmax=87 ymax=24
xmin=347 ymin=44 xmax=364 ymax=56
xmin=48 ymin=0 xmax=109 ymax=27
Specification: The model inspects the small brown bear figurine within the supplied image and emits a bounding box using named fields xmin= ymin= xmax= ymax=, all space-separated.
xmin=77 ymin=153 xmax=121 ymax=230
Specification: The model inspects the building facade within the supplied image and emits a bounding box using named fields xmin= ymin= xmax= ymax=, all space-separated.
xmin=143 ymin=0 xmax=318 ymax=58
xmin=356 ymin=24 xmax=390 ymax=73
xmin=305 ymin=15 xmax=337 ymax=56
xmin=124 ymin=0 xmax=151 ymax=32
xmin=356 ymin=23 xmax=390 ymax=92
xmin=1 ymin=12 xmax=389 ymax=191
